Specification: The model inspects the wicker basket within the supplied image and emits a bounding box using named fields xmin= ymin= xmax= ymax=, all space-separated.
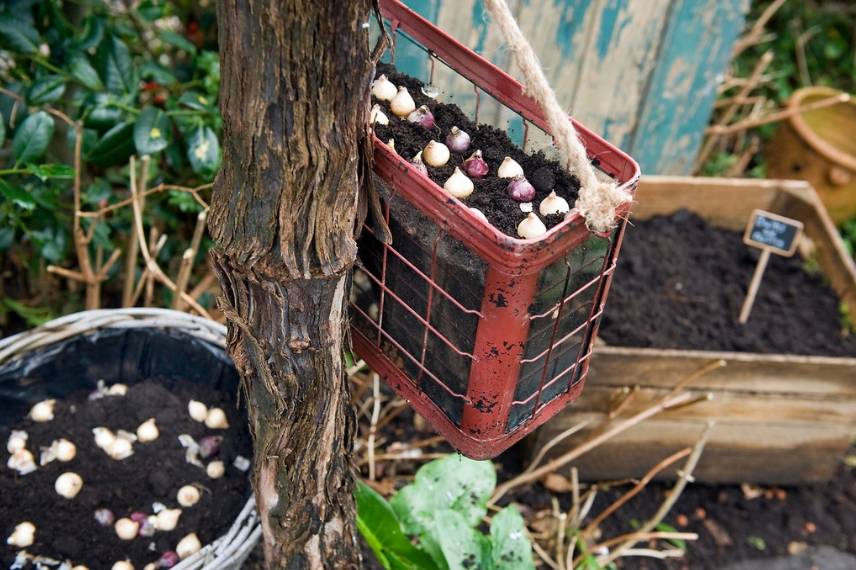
xmin=0 ymin=308 xmax=261 ymax=570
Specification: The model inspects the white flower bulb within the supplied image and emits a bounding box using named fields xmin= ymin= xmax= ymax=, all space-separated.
xmin=107 ymin=384 xmax=128 ymax=396
xmin=114 ymin=518 xmax=140 ymax=540
xmin=390 ymin=86 xmax=416 ymax=118
xmin=55 ymin=472 xmax=84 ymax=499
xmin=443 ymin=168 xmax=474 ymax=199
xmin=176 ymin=532 xmax=202 ymax=559
xmin=469 ymin=208 xmax=488 ymax=223
xmin=204 ymin=408 xmax=229 ymax=430
xmin=112 ymin=561 xmax=134 ymax=570
xmin=72 ymin=566 xmax=89 ymax=570
xmin=422 ymin=141 xmax=450 ymax=167
xmin=7 ymin=449 xmax=37 ymax=475
xmin=136 ymin=418 xmax=159 ymax=443
xmin=6 ymin=430 xmax=28 ymax=454
xmin=29 ymin=399 xmax=56 ymax=422
xmin=143 ymin=564 xmax=157 ymax=570
xmin=6 ymin=522 xmax=35 ymax=547
xmin=371 ymin=74 xmax=397 ymax=101
xmin=206 ymin=460 xmax=225 ymax=479
xmin=107 ymin=437 xmax=134 ymax=461
xmin=154 ymin=508 xmax=182 ymax=532
xmin=517 ymin=213 xmax=547 ymax=239
xmin=386 ymin=138 xmax=396 ymax=152
xmin=188 ymin=401 xmax=208 ymax=423
xmin=370 ymin=104 xmax=389 ymax=125
xmin=177 ymin=485 xmax=201 ymax=507
xmin=497 ymin=156 xmax=524 ymax=179
xmin=538 ymin=191 xmax=570 ymax=216
xmin=93 ymin=427 xmax=117 ymax=450
xmin=55 ymin=438 xmax=77 ymax=462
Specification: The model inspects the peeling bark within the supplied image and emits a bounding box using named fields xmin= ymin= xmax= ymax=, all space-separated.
xmin=212 ymin=1 xmax=372 ymax=567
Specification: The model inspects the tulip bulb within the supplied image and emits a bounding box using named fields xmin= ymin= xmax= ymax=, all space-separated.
xmin=112 ymin=561 xmax=134 ymax=570
xmin=386 ymin=139 xmax=395 ymax=152
xmin=422 ymin=140 xmax=450 ymax=167
xmin=198 ymin=436 xmax=222 ymax=459
xmin=370 ymin=104 xmax=388 ymax=125
xmin=469 ymin=208 xmax=488 ymax=223
xmin=462 ymin=150 xmax=489 ymax=179
xmin=204 ymin=408 xmax=229 ymax=429
xmin=6 ymin=430 xmax=27 ymax=454
xmin=94 ymin=508 xmax=115 ymax=526
xmin=371 ymin=74 xmax=397 ymax=101
xmin=115 ymin=518 xmax=140 ymax=540
xmin=410 ymin=151 xmax=428 ymax=176
xmin=93 ymin=427 xmax=116 ymax=450
xmin=72 ymin=566 xmax=89 ymax=570
xmin=177 ymin=485 xmax=201 ymax=507
xmin=443 ymin=168 xmax=474 ymax=199
xmin=155 ymin=509 xmax=182 ymax=532
xmin=136 ymin=418 xmax=159 ymax=443
xmin=107 ymin=436 xmax=134 ymax=460
xmin=539 ymin=191 xmax=570 ymax=216
xmin=8 ymin=449 xmax=37 ymax=475
xmin=55 ymin=472 xmax=84 ymax=499
xmin=445 ymin=126 xmax=471 ymax=153
xmin=6 ymin=522 xmax=35 ymax=547
xmin=206 ymin=460 xmax=225 ymax=479
xmin=107 ymin=383 xmax=128 ymax=396
xmin=177 ymin=532 xmax=202 ymax=559
xmin=390 ymin=86 xmax=416 ymax=118
xmin=497 ymin=156 xmax=524 ymax=179
xmin=188 ymin=400 xmax=208 ymax=423
xmin=407 ymin=105 xmax=435 ymax=129
xmin=506 ymin=176 xmax=536 ymax=203
xmin=517 ymin=213 xmax=547 ymax=239
xmin=55 ymin=438 xmax=77 ymax=462
xmin=158 ymin=552 xmax=180 ymax=569
xmin=29 ymin=399 xmax=56 ymax=422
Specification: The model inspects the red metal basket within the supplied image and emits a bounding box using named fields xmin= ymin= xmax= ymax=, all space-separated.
xmin=351 ymin=0 xmax=640 ymax=459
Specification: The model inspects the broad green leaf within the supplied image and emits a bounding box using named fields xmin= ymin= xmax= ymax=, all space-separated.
xmin=136 ymin=0 xmax=169 ymax=21
xmin=70 ymin=54 xmax=104 ymax=91
xmin=356 ymin=482 xmax=439 ymax=570
xmin=12 ymin=112 xmax=55 ymax=166
xmin=0 ymin=179 xmax=35 ymax=210
xmin=159 ymin=30 xmax=197 ymax=54
xmin=83 ymin=93 xmax=124 ymax=131
xmin=95 ymin=34 xmax=136 ymax=94
xmin=27 ymin=164 xmax=74 ymax=181
xmin=140 ymin=61 xmax=178 ymax=86
xmin=178 ymin=91 xmax=212 ymax=111
xmin=420 ymin=510 xmax=489 ymax=570
xmin=391 ymin=455 xmax=495 ymax=536
xmin=86 ymin=121 xmax=134 ymax=167
xmin=655 ymin=523 xmax=686 ymax=550
xmin=27 ymin=75 xmax=66 ymax=105
xmin=74 ymin=16 xmax=105 ymax=51
xmin=30 ymin=226 xmax=67 ymax=263
xmin=0 ymin=14 xmax=41 ymax=54
xmin=1 ymin=299 xmax=54 ymax=327
xmin=490 ymin=507 xmax=535 ymax=569
xmin=134 ymin=106 xmax=170 ymax=155
xmin=0 ymin=116 xmax=5 ymax=147
xmin=186 ymin=126 xmax=220 ymax=178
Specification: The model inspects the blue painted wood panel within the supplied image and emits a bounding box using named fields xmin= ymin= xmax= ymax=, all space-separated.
xmin=391 ymin=0 xmax=749 ymax=175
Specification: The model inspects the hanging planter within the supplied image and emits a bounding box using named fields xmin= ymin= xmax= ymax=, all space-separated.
xmin=351 ymin=0 xmax=640 ymax=459
xmin=0 ymin=309 xmax=260 ymax=570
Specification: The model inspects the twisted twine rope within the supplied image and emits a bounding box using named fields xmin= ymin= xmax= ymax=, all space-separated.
xmin=484 ymin=0 xmax=631 ymax=233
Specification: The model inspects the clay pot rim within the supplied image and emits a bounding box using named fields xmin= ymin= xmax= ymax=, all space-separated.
xmin=787 ymin=86 xmax=856 ymax=172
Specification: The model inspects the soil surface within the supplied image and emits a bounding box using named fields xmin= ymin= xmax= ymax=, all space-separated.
xmin=1 ymin=380 xmax=252 ymax=569
xmin=372 ymin=63 xmax=580 ymax=238
xmin=600 ymin=209 xmax=856 ymax=357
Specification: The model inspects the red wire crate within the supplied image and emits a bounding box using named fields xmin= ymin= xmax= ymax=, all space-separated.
xmin=351 ymin=0 xmax=640 ymax=459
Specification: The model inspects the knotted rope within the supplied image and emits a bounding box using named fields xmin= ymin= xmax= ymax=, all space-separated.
xmin=484 ymin=0 xmax=631 ymax=233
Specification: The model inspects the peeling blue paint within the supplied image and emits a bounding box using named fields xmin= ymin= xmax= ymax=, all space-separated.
xmin=555 ymin=0 xmax=588 ymax=57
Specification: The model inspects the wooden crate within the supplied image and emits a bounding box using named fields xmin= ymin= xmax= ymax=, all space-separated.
xmin=530 ymin=176 xmax=856 ymax=484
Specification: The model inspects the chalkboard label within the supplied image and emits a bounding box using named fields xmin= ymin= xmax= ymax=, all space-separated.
xmin=742 ymin=209 xmax=804 ymax=257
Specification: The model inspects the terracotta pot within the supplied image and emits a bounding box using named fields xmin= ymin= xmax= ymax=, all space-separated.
xmin=766 ymin=86 xmax=856 ymax=224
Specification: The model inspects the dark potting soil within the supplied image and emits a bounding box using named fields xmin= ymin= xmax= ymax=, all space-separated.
xmin=599 ymin=209 xmax=856 ymax=357
xmin=372 ymin=63 xmax=581 ymax=238
xmin=1 ymin=380 xmax=252 ymax=569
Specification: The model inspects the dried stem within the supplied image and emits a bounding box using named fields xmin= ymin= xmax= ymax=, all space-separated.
xmin=367 ymin=374 xmax=382 ymax=481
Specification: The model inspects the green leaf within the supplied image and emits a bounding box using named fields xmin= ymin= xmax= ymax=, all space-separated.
xmin=1 ymin=299 xmax=54 ymax=327
xmin=74 ymin=16 xmax=105 ymax=51
xmin=140 ymin=61 xmax=177 ymax=86
xmin=26 ymin=164 xmax=74 ymax=181
xmin=178 ymin=91 xmax=212 ymax=111
xmin=83 ymin=93 xmax=124 ymax=131
xmin=12 ymin=112 xmax=55 ymax=166
xmin=70 ymin=54 xmax=104 ymax=91
xmin=420 ymin=510 xmax=489 ymax=570
xmin=134 ymin=106 xmax=170 ymax=155
xmin=27 ymin=75 xmax=66 ymax=105
xmin=0 ymin=115 xmax=5 ymax=147
xmin=159 ymin=30 xmax=197 ymax=54
xmin=356 ymin=482 xmax=439 ymax=570
xmin=655 ymin=522 xmax=686 ymax=550
xmin=95 ymin=34 xmax=136 ymax=94
xmin=0 ymin=14 xmax=41 ymax=54
xmin=86 ymin=121 xmax=135 ymax=167
xmin=0 ymin=227 xmax=14 ymax=251
xmin=30 ymin=226 xmax=67 ymax=263
xmin=390 ymin=455 xmax=496 ymax=536
xmin=490 ymin=507 xmax=535 ymax=569
xmin=136 ymin=0 xmax=169 ymax=21
xmin=186 ymin=126 xmax=220 ymax=178
xmin=0 ymin=179 xmax=35 ymax=210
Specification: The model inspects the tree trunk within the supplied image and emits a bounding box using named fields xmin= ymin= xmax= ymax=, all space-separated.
xmin=211 ymin=1 xmax=373 ymax=567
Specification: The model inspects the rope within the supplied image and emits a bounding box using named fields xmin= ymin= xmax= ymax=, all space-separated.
xmin=484 ymin=0 xmax=631 ymax=233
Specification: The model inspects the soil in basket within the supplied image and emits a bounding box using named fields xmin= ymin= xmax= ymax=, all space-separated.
xmin=1 ymin=380 xmax=252 ymax=568
xmin=599 ymin=209 xmax=856 ymax=357
xmin=372 ymin=63 xmax=580 ymax=238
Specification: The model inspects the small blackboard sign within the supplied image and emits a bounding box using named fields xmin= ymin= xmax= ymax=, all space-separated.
xmin=742 ymin=209 xmax=804 ymax=257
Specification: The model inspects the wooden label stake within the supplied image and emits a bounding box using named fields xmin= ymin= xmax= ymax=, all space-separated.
xmin=738 ymin=209 xmax=804 ymax=324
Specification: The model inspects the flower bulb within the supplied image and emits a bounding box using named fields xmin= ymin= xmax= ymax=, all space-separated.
xmin=136 ymin=418 xmax=159 ymax=443
xmin=517 ymin=213 xmax=547 ymax=239
xmin=55 ymin=472 xmax=84 ymax=499
xmin=371 ymin=74 xmax=397 ymax=101
xmin=188 ymin=400 xmax=208 ymax=423
xmin=390 ymin=86 xmax=416 ymax=118
xmin=539 ymin=191 xmax=571 ymax=216
xmin=497 ymin=156 xmax=524 ymax=179
xmin=443 ymin=168 xmax=474 ymax=199
xmin=422 ymin=140 xmax=450 ymax=167
xmin=204 ymin=408 xmax=229 ymax=429
xmin=29 ymin=399 xmax=56 ymax=422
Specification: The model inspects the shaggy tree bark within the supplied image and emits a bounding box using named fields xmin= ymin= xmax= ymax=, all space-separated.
xmin=211 ymin=1 xmax=373 ymax=567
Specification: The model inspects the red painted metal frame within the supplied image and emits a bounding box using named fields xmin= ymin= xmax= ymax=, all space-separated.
xmin=350 ymin=0 xmax=641 ymax=459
